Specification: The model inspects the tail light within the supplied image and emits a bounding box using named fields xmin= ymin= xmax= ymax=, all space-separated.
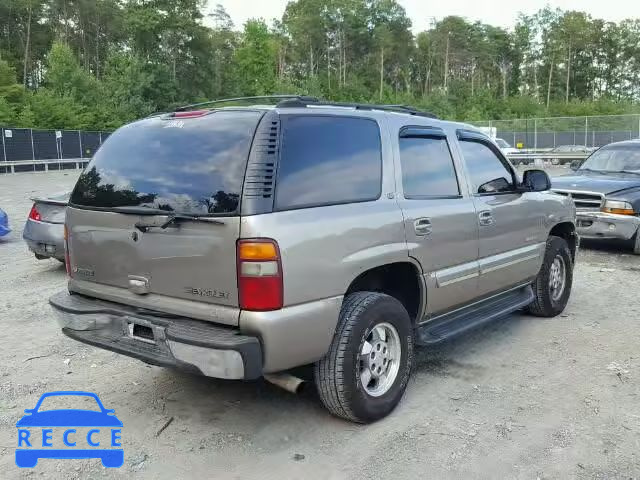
xmin=237 ymin=239 xmax=283 ymax=311
xmin=28 ymin=205 xmax=41 ymax=222
xmin=63 ymin=224 xmax=72 ymax=277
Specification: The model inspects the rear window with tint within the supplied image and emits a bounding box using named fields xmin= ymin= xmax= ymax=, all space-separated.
xmin=70 ymin=110 xmax=263 ymax=215
xmin=275 ymin=116 xmax=382 ymax=210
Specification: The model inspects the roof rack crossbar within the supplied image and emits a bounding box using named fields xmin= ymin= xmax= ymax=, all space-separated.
xmin=175 ymin=95 xmax=320 ymax=112
xmin=275 ymin=99 xmax=438 ymax=119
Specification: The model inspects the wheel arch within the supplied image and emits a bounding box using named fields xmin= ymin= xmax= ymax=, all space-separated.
xmin=549 ymin=221 xmax=578 ymax=262
xmin=345 ymin=260 xmax=426 ymax=324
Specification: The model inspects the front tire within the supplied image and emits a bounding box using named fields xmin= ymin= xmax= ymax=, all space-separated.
xmin=314 ymin=292 xmax=414 ymax=423
xmin=527 ymin=236 xmax=573 ymax=317
xmin=632 ymin=228 xmax=640 ymax=255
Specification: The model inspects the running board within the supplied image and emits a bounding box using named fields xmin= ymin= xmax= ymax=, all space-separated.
xmin=416 ymin=286 xmax=535 ymax=345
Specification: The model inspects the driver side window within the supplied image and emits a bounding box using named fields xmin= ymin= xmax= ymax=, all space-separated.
xmin=459 ymin=140 xmax=515 ymax=194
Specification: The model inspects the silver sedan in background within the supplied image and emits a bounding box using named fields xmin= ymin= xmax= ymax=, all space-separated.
xmin=22 ymin=192 xmax=69 ymax=262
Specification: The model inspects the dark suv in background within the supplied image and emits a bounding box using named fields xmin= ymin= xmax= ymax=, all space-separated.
xmin=553 ymin=140 xmax=640 ymax=254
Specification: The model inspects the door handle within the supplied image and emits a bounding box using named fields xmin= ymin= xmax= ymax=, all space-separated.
xmin=478 ymin=210 xmax=494 ymax=226
xmin=414 ymin=218 xmax=432 ymax=236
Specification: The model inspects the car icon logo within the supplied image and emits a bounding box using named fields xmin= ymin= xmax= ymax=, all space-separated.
xmin=15 ymin=391 xmax=123 ymax=468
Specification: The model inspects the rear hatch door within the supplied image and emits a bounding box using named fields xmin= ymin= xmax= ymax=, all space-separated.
xmin=66 ymin=110 xmax=265 ymax=325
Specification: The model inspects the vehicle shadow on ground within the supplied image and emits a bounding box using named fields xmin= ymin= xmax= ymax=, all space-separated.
xmin=579 ymin=238 xmax=633 ymax=255
xmin=34 ymin=257 xmax=67 ymax=271
xmin=412 ymin=312 xmax=529 ymax=378
xmin=578 ymin=240 xmax=640 ymax=271
xmin=149 ymin=311 xmax=531 ymax=424
xmin=580 ymin=238 xmax=632 ymax=253
xmin=0 ymin=234 xmax=18 ymax=244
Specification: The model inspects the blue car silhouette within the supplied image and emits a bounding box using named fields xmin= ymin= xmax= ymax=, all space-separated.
xmin=16 ymin=391 xmax=123 ymax=468
xmin=0 ymin=207 xmax=10 ymax=237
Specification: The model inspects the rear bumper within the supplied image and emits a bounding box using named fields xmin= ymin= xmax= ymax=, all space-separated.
xmin=23 ymin=219 xmax=65 ymax=259
xmin=49 ymin=291 xmax=262 ymax=380
xmin=576 ymin=212 xmax=640 ymax=241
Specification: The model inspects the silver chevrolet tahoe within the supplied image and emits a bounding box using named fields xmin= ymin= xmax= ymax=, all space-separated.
xmin=50 ymin=96 xmax=577 ymax=423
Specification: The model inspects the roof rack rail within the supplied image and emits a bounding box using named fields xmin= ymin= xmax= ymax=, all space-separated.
xmin=276 ymin=99 xmax=438 ymax=119
xmin=175 ymin=95 xmax=320 ymax=112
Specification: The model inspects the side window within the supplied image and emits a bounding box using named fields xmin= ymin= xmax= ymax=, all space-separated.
xmin=459 ymin=140 xmax=515 ymax=194
xmin=275 ymin=116 xmax=382 ymax=210
xmin=399 ymin=135 xmax=460 ymax=198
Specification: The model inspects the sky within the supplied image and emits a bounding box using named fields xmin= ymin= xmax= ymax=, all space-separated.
xmin=209 ymin=0 xmax=640 ymax=31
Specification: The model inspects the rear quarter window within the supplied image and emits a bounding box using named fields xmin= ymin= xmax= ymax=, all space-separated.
xmin=274 ymin=115 xmax=382 ymax=211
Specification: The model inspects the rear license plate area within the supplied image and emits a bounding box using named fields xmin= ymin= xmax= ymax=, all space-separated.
xmin=128 ymin=322 xmax=156 ymax=344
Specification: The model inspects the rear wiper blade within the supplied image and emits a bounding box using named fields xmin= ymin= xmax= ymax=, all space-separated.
xmin=158 ymin=214 xmax=225 ymax=229
xmin=135 ymin=215 xmax=225 ymax=232
xmin=124 ymin=211 xmax=225 ymax=232
xmin=70 ymin=205 xmax=226 ymax=231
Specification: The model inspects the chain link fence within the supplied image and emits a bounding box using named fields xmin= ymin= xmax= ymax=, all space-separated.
xmin=0 ymin=126 xmax=112 ymax=173
xmin=472 ymin=114 xmax=640 ymax=151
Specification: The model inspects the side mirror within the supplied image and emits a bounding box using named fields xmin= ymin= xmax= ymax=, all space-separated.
xmin=570 ymin=160 xmax=582 ymax=171
xmin=522 ymin=169 xmax=551 ymax=192
xmin=478 ymin=177 xmax=511 ymax=194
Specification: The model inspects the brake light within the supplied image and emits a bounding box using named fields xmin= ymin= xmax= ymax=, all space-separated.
xmin=28 ymin=205 xmax=41 ymax=222
xmin=172 ymin=110 xmax=209 ymax=118
xmin=237 ymin=239 xmax=283 ymax=311
xmin=64 ymin=224 xmax=72 ymax=277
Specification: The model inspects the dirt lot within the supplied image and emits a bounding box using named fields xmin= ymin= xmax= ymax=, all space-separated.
xmin=1 ymin=170 xmax=639 ymax=479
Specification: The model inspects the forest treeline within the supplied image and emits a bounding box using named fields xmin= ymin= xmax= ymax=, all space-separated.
xmin=0 ymin=0 xmax=639 ymax=130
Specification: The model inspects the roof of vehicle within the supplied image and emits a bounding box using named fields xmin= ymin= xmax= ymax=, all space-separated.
xmin=147 ymin=104 xmax=481 ymax=139
xmin=153 ymin=95 xmax=482 ymax=134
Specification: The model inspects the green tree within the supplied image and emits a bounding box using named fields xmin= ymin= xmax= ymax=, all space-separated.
xmin=17 ymin=103 xmax=36 ymax=127
xmin=0 ymin=97 xmax=14 ymax=124
xmin=94 ymin=51 xmax=155 ymax=128
xmin=0 ymin=0 xmax=639 ymax=131
xmin=233 ymin=20 xmax=277 ymax=96
xmin=43 ymin=41 xmax=96 ymax=102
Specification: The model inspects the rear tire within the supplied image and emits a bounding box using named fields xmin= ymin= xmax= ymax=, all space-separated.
xmin=527 ymin=236 xmax=573 ymax=317
xmin=314 ymin=292 xmax=414 ymax=423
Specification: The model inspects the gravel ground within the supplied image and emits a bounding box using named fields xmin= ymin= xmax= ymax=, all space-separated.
xmin=1 ymin=170 xmax=639 ymax=480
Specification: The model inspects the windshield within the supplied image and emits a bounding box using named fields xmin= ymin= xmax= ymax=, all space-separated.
xmin=496 ymin=139 xmax=509 ymax=148
xmin=69 ymin=110 xmax=264 ymax=215
xmin=580 ymin=144 xmax=640 ymax=172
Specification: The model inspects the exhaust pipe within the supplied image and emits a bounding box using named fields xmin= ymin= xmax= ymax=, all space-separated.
xmin=264 ymin=373 xmax=305 ymax=394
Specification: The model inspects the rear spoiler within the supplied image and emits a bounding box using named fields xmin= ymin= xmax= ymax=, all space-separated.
xmin=30 ymin=197 xmax=69 ymax=207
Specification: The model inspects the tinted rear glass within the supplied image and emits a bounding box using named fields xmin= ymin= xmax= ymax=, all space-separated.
xmin=399 ymin=136 xmax=460 ymax=198
xmin=70 ymin=110 xmax=263 ymax=215
xmin=275 ymin=115 xmax=382 ymax=210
